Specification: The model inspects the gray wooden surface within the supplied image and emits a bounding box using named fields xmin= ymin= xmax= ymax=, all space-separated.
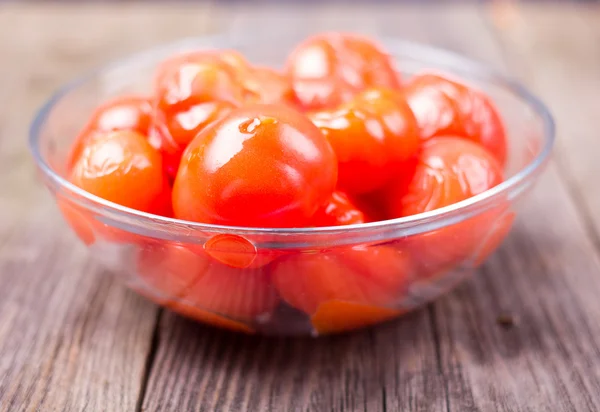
xmin=1 ymin=2 xmax=600 ymax=411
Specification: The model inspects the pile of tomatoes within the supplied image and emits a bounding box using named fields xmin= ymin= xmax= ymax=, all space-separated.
xmin=62 ymin=33 xmax=511 ymax=334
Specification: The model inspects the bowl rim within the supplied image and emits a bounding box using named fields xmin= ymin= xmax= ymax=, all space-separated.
xmin=29 ymin=35 xmax=555 ymax=241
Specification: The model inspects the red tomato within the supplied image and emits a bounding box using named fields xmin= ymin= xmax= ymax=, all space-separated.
xmin=385 ymin=137 xmax=508 ymax=275
xmin=286 ymin=33 xmax=401 ymax=110
xmin=69 ymin=131 xmax=171 ymax=215
xmin=173 ymin=104 xmax=338 ymax=228
xmin=67 ymin=95 xmax=152 ymax=170
xmin=393 ymin=137 xmax=504 ymax=217
xmin=137 ymin=242 xmax=211 ymax=302
xmin=271 ymin=245 xmax=411 ymax=334
xmin=154 ymin=50 xmax=250 ymax=111
xmin=242 ymin=66 xmax=295 ymax=105
xmin=149 ymin=101 xmax=235 ymax=178
xmin=404 ymin=72 xmax=507 ymax=165
xmin=312 ymin=191 xmax=366 ymax=226
xmin=58 ymin=198 xmax=97 ymax=245
xmin=311 ymin=88 xmax=420 ymax=194
xmin=152 ymin=52 xmax=295 ymax=178
xmin=136 ymin=242 xmax=276 ymax=332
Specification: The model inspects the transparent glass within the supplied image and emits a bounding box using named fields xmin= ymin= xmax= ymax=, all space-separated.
xmin=29 ymin=36 xmax=554 ymax=336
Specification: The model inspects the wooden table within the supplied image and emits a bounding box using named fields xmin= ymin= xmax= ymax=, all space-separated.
xmin=2 ymin=2 xmax=600 ymax=411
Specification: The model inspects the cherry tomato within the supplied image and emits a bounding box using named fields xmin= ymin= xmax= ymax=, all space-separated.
xmin=58 ymin=198 xmax=97 ymax=245
xmin=242 ymin=66 xmax=295 ymax=105
xmin=154 ymin=50 xmax=250 ymax=110
xmin=173 ymin=104 xmax=338 ymax=228
xmin=286 ymin=33 xmax=401 ymax=110
xmin=152 ymin=52 xmax=295 ymax=178
xmin=149 ymin=101 xmax=235 ymax=178
xmin=385 ymin=137 xmax=507 ymax=275
xmin=312 ymin=191 xmax=366 ymax=226
xmin=67 ymin=95 xmax=153 ymax=170
xmin=404 ymin=72 xmax=507 ymax=165
xmin=311 ymin=88 xmax=420 ymax=194
xmin=393 ymin=137 xmax=504 ymax=217
xmin=69 ymin=130 xmax=171 ymax=215
xmin=271 ymin=245 xmax=411 ymax=334
xmin=136 ymin=242 xmax=276 ymax=332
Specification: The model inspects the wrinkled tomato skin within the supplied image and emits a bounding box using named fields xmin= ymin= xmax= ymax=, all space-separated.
xmin=67 ymin=95 xmax=153 ymax=170
xmin=393 ymin=137 xmax=504 ymax=217
xmin=311 ymin=88 xmax=420 ymax=194
xmin=312 ymin=191 xmax=366 ymax=226
xmin=65 ymin=131 xmax=171 ymax=244
xmin=271 ymin=245 xmax=412 ymax=333
xmin=385 ymin=136 xmax=509 ymax=275
xmin=286 ymin=33 xmax=401 ymax=110
xmin=173 ymin=104 xmax=338 ymax=228
xmin=69 ymin=131 xmax=170 ymax=214
xmin=404 ymin=72 xmax=507 ymax=165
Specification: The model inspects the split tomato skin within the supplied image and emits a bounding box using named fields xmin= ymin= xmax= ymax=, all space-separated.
xmin=172 ymin=104 xmax=338 ymax=228
xmin=311 ymin=88 xmax=420 ymax=195
xmin=286 ymin=33 xmax=401 ymax=110
xmin=404 ymin=72 xmax=507 ymax=165
xmin=67 ymin=95 xmax=153 ymax=170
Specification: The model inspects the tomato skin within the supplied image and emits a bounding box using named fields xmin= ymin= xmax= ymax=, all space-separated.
xmin=67 ymin=95 xmax=153 ymax=170
xmin=242 ymin=67 xmax=295 ymax=105
xmin=154 ymin=50 xmax=250 ymax=111
xmin=385 ymin=137 xmax=507 ymax=275
xmin=173 ymin=104 xmax=338 ymax=228
xmin=312 ymin=191 xmax=366 ymax=226
xmin=136 ymin=242 xmax=277 ymax=331
xmin=149 ymin=101 xmax=235 ymax=178
xmin=152 ymin=52 xmax=295 ymax=178
xmin=311 ymin=88 xmax=420 ymax=194
xmin=69 ymin=131 xmax=171 ymax=215
xmin=392 ymin=137 xmax=504 ymax=217
xmin=286 ymin=33 xmax=401 ymax=110
xmin=271 ymin=245 xmax=411 ymax=333
xmin=404 ymin=72 xmax=507 ymax=165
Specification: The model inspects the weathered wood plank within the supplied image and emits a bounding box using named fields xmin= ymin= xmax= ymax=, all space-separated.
xmin=0 ymin=5 xmax=212 ymax=411
xmin=488 ymin=2 xmax=600 ymax=247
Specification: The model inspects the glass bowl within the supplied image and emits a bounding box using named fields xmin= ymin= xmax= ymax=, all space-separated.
xmin=29 ymin=35 xmax=554 ymax=336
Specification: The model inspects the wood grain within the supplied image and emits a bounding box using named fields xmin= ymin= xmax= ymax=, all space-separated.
xmin=488 ymin=2 xmax=600 ymax=248
xmin=0 ymin=4 xmax=213 ymax=412
xmin=2 ymin=3 xmax=600 ymax=412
